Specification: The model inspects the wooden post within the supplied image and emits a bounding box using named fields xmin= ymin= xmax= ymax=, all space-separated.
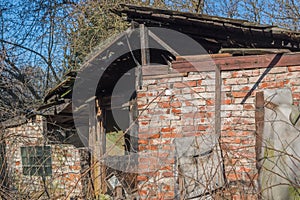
xmin=255 ymin=91 xmax=264 ymax=168
xmin=129 ymin=99 xmax=138 ymax=154
xmin=138 ymin=24 xmax=150 ymax=89
xmin=96 ymin=99 xmax=107 ymax=194
xmin=115 ymin=186 xmax=124 ymax=199
xmin=255 ymin=91 xmax=264 ymax=199
xmin=89 ymin=102 xmax=101 ymax=196
xmin=89 ymin=98 xmax=108 ymax=197
xmin=215 ymin=64 xmax=221 ymax=136
xmin=179 ymin=169 xmax=185 ymax=200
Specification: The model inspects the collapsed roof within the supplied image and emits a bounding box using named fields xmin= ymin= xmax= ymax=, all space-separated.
xmin=33 ymin=4 xmax=300 ymax=145
xmin=114 ymin=4 xmax=300 ymax=53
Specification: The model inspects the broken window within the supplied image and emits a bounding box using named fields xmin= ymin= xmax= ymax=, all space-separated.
xmin=102 ymin=98 xmax=138 ymax=156
xmin=21 ymin=146 xmax=52 ymax=176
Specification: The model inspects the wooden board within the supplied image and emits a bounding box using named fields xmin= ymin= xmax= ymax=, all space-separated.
xmin=172 ymin=52 xmax=300 ymax=73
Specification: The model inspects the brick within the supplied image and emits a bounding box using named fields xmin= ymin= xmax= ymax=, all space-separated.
xmin=182 ymin=74 xmax=202 ymax=81
xmin=69 ymin=165 xmax=81 ymax=170
xmin=224 ymin=78 xmax=248 ymax=85
xmin=183 ymin=126 xmax=199 ymax=134
xmin=231 ymin=92 xmax=248 ymax=98
xmin=161 ymin=133 xmax=182 ymax=138
xmin=162 ymin=172 xmax=173 ymax=177
xmin=231 ymin=84 xmax=252 ymax=91
xmin=201 ymin=79 xmax=215 ymax=85
xmin=233 ymin=97 xmax=254 ymax=104
xmin=161 ymin=127 xmax=175 ymax=132
xmin=171 ymin=108 xmax=181 ymax=114
xmin=143 ymin=79 xmax=157 ymax=85
xmin=197 ymin=125 xmax=208 ymax=131
xmin=137 ymin=176 xmax=148 ymax=181
xmin=222 ymin=105 xmax=243 ymax=111
xmin=290 ymin=79 xmax=300 ymax=86
xmin=138 ymin=190 xmax=148 ymax=196
xmin=198 ymin=92 xmax=215 ymax=99
xmin=173 ymin=82 xmax=186 ymax=88
xmin=158 ymin=102 xmax=170 ymax=108
xmin=150 ymin=139 xmax=171 ymax=145
xmin=139 ymin=133 xmax=160 ymax=139
xmin=181 ymin=87 xmax=192 ymax=94
xmin=288 ymin=66 xmax=300 ymax=72
xmin=165 ymin=77 xmax=182 ymax=83
xmin=223 ymin=99 xmax=232 ymax=104
xmin=269 ymin=66 xmax=287 ymax=73
xmin=185 ymin=81 xmax=197 ymax=87
xmin=243 ymin=104 xmax=255 ymax=110
xmin=206 ymin=99 xmax=214 ymax=105
xmin=222 ymin=85 xmax=232 ymax=92
xmin=259 ymin=80 xmax=289 ymax=88
xmin=170 ymin=101 xmax=181 ymax=107
xmin=137 ymin=92 xmax=147 ymax=98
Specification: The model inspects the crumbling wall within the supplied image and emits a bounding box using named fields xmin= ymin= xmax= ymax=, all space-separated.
xmin=3 ymin=116 xmax=88 ymax=200
xmin=137 ymin=70 xmax=221 ymax=199
xmin=136 ymin=64 xmax=300 ymax=199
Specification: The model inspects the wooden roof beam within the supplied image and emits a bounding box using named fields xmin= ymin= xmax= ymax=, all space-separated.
xmin=172 ymin=52 xmax=300 ymax=72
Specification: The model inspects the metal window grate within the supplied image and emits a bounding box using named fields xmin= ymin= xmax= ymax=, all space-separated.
xmin=21 ymin=146 xmax=52 ymax=176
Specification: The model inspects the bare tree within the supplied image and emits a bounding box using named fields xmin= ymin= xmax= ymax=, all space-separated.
xmin=0 ymin=0 xmax=77 ymax=121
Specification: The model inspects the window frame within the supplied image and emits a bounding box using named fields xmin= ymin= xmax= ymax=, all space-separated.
xmin=21 ymin=146 xmax=52 ymax=176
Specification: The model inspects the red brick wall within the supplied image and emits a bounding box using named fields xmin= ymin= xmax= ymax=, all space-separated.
xmin=136 ymin=63 xmax=300 ymax=199
xmin=3 ymin=116 xmax=88 ymax=200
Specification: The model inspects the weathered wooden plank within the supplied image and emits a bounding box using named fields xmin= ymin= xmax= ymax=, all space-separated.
xmin=115 ymin=186 xmax=124 ymax=199
xmin=171 ymin=60 xmax=216 ymax=72
xmin=139 ymin=24 xmax=149 ymax=89
xmin=96 ymin=99 xmax=107 ymax=194
xmin=140 ymin=24 xmax=150 ymax=66
xmin=143 ymin=73 xmax=188 ymax=80
xmin=142 ymin=65 xmax=169 ymax=76
xmin=148 ymin=30 xmax=180 ymax=56
xmin=129 ymin=99 xmax=138 ymax=153
xmin=215 ymin=64 xmax=221 ymax=136
xmin=175 ymin=53 xmax=231 ymax=61
xmin=88 ymin=102 xmax=102 ymax=196
xmin=255 ymin=91 xmax=264 ymax=172
xmin=172 ymin=53 xmax=300 ymax=72
xmin=219 ymin=48 xmax=291 ymax=55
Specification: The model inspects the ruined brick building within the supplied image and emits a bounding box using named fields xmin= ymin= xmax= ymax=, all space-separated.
xmin=1 ymin=4 xmax=300 ymax=200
